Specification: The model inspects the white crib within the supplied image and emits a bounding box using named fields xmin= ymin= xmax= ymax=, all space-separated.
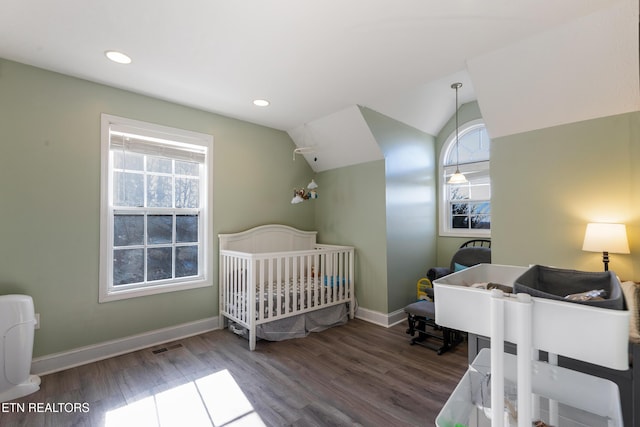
xmin=218 ymin=224 xmax=355 ymax=350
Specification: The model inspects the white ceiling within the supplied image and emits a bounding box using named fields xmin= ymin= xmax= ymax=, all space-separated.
xmin=1 ymin=0 xmax=638 ymax=171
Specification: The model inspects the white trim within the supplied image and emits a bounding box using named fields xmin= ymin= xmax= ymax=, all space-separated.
xmin=31 ymin=317 xmax=219 ymax=376
xmin=355 ymin=307 xmax=406 ymax=328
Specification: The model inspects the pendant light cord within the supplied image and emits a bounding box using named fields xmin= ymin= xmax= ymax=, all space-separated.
xmin=448 ymin=83 xmax=467 ymax=184
xmin=453 ymin=82 xmax=461 ymax=170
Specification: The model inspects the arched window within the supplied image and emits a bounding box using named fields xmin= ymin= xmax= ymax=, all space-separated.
xmin=439 ymin=119 xmax=491 ymax=236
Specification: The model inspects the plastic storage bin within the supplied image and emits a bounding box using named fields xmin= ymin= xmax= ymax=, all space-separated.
xmin=513 ymin=265 xmax=623 ymax=310
xmin=436 ymin=349 xmax=623 ymax=427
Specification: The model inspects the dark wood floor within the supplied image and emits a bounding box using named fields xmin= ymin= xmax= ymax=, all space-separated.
xmin=0 ymin=319 xmax=468 ymax=427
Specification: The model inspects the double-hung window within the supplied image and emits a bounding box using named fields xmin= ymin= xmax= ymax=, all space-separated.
xmin=440 ymin=119 xmax=491 ymax=237
xmin=100 ymin=114 xmax=213 ymax=302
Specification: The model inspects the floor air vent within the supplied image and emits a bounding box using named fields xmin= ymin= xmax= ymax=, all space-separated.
xmin=151 ymin=343 xmax=183 ymax=354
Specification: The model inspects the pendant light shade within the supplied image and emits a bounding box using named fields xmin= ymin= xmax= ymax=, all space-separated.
xmin=448 ymin=170 xmax=468 ymax=184
xmin=448 ymin=82 xmax=467 ymax=185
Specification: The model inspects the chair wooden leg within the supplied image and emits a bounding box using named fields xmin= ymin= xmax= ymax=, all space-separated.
xmin=406 ymin=314 xmax=417 ymax=335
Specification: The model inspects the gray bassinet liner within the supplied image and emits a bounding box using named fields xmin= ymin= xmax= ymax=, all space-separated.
xmin=513 ymin=265 xmax=623 ymax=310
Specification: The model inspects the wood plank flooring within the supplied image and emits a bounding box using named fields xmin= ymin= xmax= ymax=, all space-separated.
xmin=0 ymin=319 xmax=468 ymax=427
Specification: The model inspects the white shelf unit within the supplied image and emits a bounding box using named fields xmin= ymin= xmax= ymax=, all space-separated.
xmin=433 ymin=264 xmax=630 ymax=427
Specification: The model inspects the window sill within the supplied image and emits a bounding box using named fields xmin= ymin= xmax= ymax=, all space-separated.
xmin=99 ymin=279 xmax=212 ymax=303
xmin=439 ymin=230 xmax=491 ymax=238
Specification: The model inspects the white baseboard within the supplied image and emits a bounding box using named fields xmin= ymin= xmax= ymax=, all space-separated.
xmin=31 ymin=317 xmax=220 ymax=376
xmin=32 ymin=309 xmax=407 ymax=375
xmin=355 ymin=307 xmax=406 ymax=328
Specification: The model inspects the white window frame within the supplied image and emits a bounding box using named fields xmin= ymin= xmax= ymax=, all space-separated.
xmin=99 ymin=114 xmax=214 ymax=303
xmin=439 ymin=119 xmax=491 ymax=238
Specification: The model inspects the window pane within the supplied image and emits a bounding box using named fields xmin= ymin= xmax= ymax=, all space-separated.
xmin=114 ymin=151 xmax=144 ymax=171
xmin=176 ymin=246 xmax=198 ymax=278
xmin=452 ymin=216 xmax=469 ymax=229
xmin=114 ymin=172 xmax=144 ymax=207
xmin=148 ymin=215 xmax=173 ymax=244
xmin=176 ymin=215 xmax=198 ymax=243
xmin=175 ymin=177 xmax=199 ymax=208
xmin=451 ymin=203 xmax=468 ymax=215
xmin=470 ymin=183 xmax=491 ymax=200
xmin=456 ymin=127 xmax=491 ymax=164
xmin=471 ymin=215 xmax=491 ymax=229
xmin=147 ymin=175 xmax=173 ymax=207
xmin=147 ymin=156 xmax=172 ymax=174
xmin=148 ymin=247 xmax=173 ymax=281
xmin=114 ymin=249 xmax=144 ymax=285
xmin=114 ymin=215 xmax=144 ymax=246
xmin=449 ymin=185 xmax=469 ymax=200
xmin=176 ymin=161 xmax=199 ymax=177
xmin=470 ymin=202 xmax=491 ymax=215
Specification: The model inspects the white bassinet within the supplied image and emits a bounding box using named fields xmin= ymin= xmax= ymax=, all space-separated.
xmin=218 ymin=224 xmax=355 ymax=350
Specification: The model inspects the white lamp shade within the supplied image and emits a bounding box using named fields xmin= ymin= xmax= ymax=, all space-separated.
xmin=448 ymin=171 xmax=468 ymax=184
xmin=307 ymin=179 xmax=318 ymax=189
xmin=582 ymin=223 xmax=630 ymax=254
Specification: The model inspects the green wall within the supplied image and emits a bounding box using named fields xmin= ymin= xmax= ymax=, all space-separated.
xmin=314 ymin=161 xmax=388 ymax=313
xmin=360 ymin=107 xmax=437 ymax=312
xmin=491 ymin=111 xmax=640 ymax=280
xmin=0 ymin=59 xmax=315 ymax=357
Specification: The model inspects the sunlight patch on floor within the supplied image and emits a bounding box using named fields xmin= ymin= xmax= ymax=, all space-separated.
xmin=105 ymin=369 xmax=265 ymax=427
xmin=155 ymin=382 xmax=212 ymax=426
xmin=196 ymin=370 xmax=261 ymax=426
xmin=104 ymin=395 xmax=158 ymax=427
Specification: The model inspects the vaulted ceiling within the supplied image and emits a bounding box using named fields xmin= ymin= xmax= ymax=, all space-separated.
xmin=1 ymin=0 xmax=637 ymax=171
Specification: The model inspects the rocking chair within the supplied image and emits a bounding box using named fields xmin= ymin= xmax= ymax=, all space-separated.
xmin=404 ymin=239 xmax=491 ymax=354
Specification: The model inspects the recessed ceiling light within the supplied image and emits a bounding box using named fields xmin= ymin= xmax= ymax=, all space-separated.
xmin=253 ymin=99 xmax=270 ymax=107
xmin=105 ymin=50 xmax=132 ymax=64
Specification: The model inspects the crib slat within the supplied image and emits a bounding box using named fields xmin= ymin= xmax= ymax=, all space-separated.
xmin=231 ymin=257 xmax=238 ymax=321
xmin=276 ymin=256 xmax=282 ymax=317
xmin=336 ymin=252 xmax=339 ymax=300
xmin=292 ymin=256 xmax=300 ymax=314
xmin=306 ymin=254 xmax=313 ymax=309
xmin=284 ymin=256 xmax=289 ymax=317
xmin=320 ymin=252 xmax=324 ymax=306
xmin=268 ymin=258 xmax=274 ymax=319
xmin=246 ymin=256 xmax=256 ymax=351
xmin=258 ymin=259 xmax=265 ymax=321
xmin=244 ymin=258 xmax=251 ymax=325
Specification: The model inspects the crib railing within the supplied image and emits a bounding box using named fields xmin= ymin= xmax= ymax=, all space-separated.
xmin=219 ymin=245 xmax=355 ymax=349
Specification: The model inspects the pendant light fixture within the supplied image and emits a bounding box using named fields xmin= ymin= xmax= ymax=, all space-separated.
xmin=448 ymin=82 xmax=467 ymax=184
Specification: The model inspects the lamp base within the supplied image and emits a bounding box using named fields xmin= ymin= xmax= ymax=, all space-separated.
xmin=602 ymin=251 xmax=609 ymax=272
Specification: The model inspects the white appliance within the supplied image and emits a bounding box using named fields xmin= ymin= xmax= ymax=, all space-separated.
xmin=0 ymin=295 xmax=41 ymax=403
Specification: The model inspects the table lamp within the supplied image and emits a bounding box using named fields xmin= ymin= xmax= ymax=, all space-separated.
xmin=582 ymin=222 xmax=630 ymax=271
